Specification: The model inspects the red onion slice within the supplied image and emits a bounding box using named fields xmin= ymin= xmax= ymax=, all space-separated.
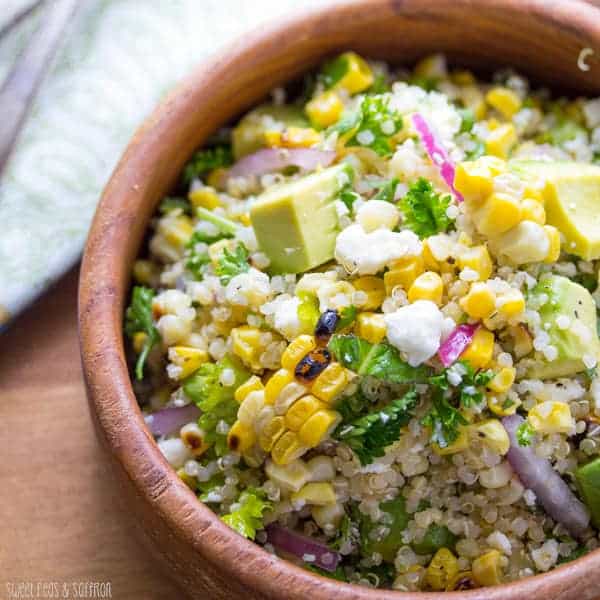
xmin=412 ymin=112 xmax=464 ymax=202
xmin=145 ymin=404 xmax=200 ymax=437
xmin=228 ymin=148 xmax=335 ymax=179
xmin=503 ymin=414 xmax=590 ymax=538
xmin=438 ymin=323 xmax=479 ymax=367
xmin=266 ymin=523 xmax=341 ymax=572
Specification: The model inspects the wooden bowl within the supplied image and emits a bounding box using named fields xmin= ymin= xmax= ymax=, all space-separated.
xmin=79 ymin=1 xmax=600 ymax=598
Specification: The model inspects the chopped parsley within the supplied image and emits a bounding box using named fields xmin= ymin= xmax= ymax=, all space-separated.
xmin=373 ymin=177 xmax=400 ymax=203
xmin=399 ymin=178 xmax=454 ymax=239
xmin=215 ymin=244 xmax=250 ymax=285
xmin=183 ymin=145 xmax=233 ymax=184
xmin=336 ymin=305 xmax=358 ymax=330
xmin=428 ymin=361 xmax=494 ymax=409
xmin=124 ymin=286 xmax=161 ymax=380
xmin=221 ymin=487 xmax=272 ymax=540
xmin=421 ymin=388 xmax=469 ymax=449
xmin=516 ymin=420 xmax=535 ymax=447
xmin=336 ymin=389 xmax=373 ymax=424
xmin=339 ymin=183 xmax=361 ymax=211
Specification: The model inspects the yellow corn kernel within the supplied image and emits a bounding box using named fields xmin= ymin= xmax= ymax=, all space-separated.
xmin=234 ymin=375 xmax=264 ymax=403
xmin=168 ymin=346 xmax=209 ymax=379
xmin=271 ymin=430 xmax=308 ymax=465
xmin=353 ymin=276 xmax=385 ymax=310
xmin=463 ymin=86 xmax=487 ymax=120
xmin=258 ymin=416 xmax=286 ymax=452
xmin=414 ymin=54 xmax=446 ymax=79
xmin=281 ymin=335 xmax=316 ymax=371
xmin=242 ymin=445 xmax=267 ymax=468
xmin=460 ymin=328 xmax=494 ymax=369
xmin=432 ymin=427 xmax=469 ymax=455
xmin=306 ymin=91 xmax=344 ymax=129
xmin=488 ymin=367 xmax=516 ymax=394
xmin=285 ymin=395 xmax=327 ymax=431
xmin=459 ymin=283 xmax=496 ymax=320
xmin=237 ymin=390 xmax=266 ymax=426
xmin=384 ymin=257 xmax=425 ymax=292
xmin=159 ymin=215 xmax=194 ymax=248
xmin=451 ymin=70 xmax=476 ymax=86
xmin=227 ymin=420 xmax=256 ymax=453
xmin=206 ymin=167 xmax=227 ymax=190
xmin=133 ymin=259 xmax=156 ymax=285
xmin=333 ymin=52 xmax=374 ymax=94
xmin=189 ymin=186 xmax=221 ymax=209
xmin=408 ymin=271 xmax=444 ymax=305
xmin=471 ymin=419 xmax=510 ymax=455
xmin=485 ymin=123 xmax=517 ymax=159
xmin=521 ymin=198 xmax=546 ymax=225
xmin=291 ymin=482 xmax=336 ymax=506
xmin=454 ymin=157 xmax=506 ymax=203
xmin=312 ymin=502 xmax=345 ymax=529
xmin=510 ymin=324 xmax=533 ymax=359
xmin=355 ymin=312 xmax=387 ymax=345
xmin=426 ymin=548 xmax=459 ymax=591
xmin=487 ymin=393 xmax=520 ymax=416
xmin=456 ymin=245 xmax=493 ymax=281
xmin=472 ymin=550 xmax=503 ymax=586
xmin=528 ymin=401 xmax=574 ymax=434
xmin=446 ymin=571 xmax=476 ymax=592
xmin=523 ymin=182 xmax=545 ymax=203
xmin=311 ymin=362 xmax=349 ymax=404
xmin=176 ymin=468 xmax=196 ymax=489
xmin=265 ymin=458 xmax=310 ymax=492
xmin=180 ymin=422 xmax=210 ymax=457
xmin=274 ymin=382 xmax=307 ymax=415
xmin=298 ymin=409 xmax=341 ymax=448
xmin=305 ymin=455 xmax=336 ymax=481
xmin=266 ymin=127 xmax=322 ymax=149
xmin=132 ymin=331 xmax=148 ymax=354
xmin=263 ymin=130 xmax=282 ymax=147
xmin=496 ymin=289 xmax=525 ymax=318
xmin=543 ymin=225 xmax=561 ymax=263
xmin=472 ymin=192 xmax=522 ymax=236
xmin=486 ymin=86 xmax=522 ymax=119
xmin=231 ymin=326 xmax=263 ymax=370
xmin=264 ymin=368 xmax=295 ymax=405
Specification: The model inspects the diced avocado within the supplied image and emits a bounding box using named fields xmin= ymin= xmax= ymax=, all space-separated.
xmin=232 ymin=104 xmax=309 ymax=159
xmin=526 ymin=274 xmax=600 ymax=379
xmin=250 ymin=164 xmax=352 ymax=274
xmin=575 ymin=457 xmax=600 ymax=528
xmin=360 ymin=496 xmax=409 ymax=562
xmin=510 ymin=160 xmax=600 ymax=260
xmin=411 ymin=524 xmax=457 ymax=555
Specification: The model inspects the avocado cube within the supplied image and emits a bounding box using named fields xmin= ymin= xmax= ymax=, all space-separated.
xmin=250 ymin=164 xmax=352 ymax=274
xmin=510 ymin=160 xmax=600 ymax=260
xmin=575 ymin=457 xmax=600 ymax=528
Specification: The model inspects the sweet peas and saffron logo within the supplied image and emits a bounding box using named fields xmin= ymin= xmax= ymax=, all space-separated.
xmin=5 ymin=581 xmax=112 ymax=599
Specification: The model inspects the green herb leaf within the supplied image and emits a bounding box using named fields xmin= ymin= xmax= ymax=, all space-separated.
xmin=367 ymin=73 xmax=391 ymax=95
xmin=421 ymin=388 xmax=469 ymax=449
xmin=195 ymin=206 xmax=240 ymax=236
xmin=336 ymin=389 xmax=373 ymax=424
xmin=373 ymin=177 xmax=400 ymax=203
xmin=297 ymin=291 xmax=320 ymax=333
xmin=337 ymin=305 xmax=358 ymax=330
xmin=516 ymin=421 xmax=535 ymax=447
xmin=458 ymin=108 xmax=475 ymax=133
xmin=399 ymin=178 xmax=454 ymax=239
xmin=221 ymin=487 xmax=272 ymax=540
xmin=339 ymin=183 xmax=360 ymax=211
xmin=215 ymin=244 xmax=250 ymax=285
xmin=183 ymin=145 xmax=232 ymax=184
xmin=412 ymin=524 xmax=457 ymax=555
xmin=319 ymin=54 xmax=351 ymax=89
xmin=359 ymin=496 xmax=409 ymax=561
xmin=124 ymin=286 xmax=161 ymax=380
xmin=336 ymin=390 xmax=419 ymax=465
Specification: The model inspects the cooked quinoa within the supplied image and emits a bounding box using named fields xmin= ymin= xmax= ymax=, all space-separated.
xmin=125 ymin=52 xmax=600 ymax=591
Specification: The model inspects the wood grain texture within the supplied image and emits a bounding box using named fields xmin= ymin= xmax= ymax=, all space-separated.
xmin=0 ymin=268 xmax=180 ymax=599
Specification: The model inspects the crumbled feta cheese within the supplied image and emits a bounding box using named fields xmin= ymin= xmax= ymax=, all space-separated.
xmin=487 ymin=531 xmax=513 ymax=556
xmin=225 ymin=267 xmax=272 ymax=307
xmin=384 ymin=300 xmax=455 ymax=366
xmin=531 ymin=539 xmax=559 ymax=572
xmin=335 ymin=223 xmax=421 ymax=275
xmin=157 ymin=438 xmax=191 ymax=469
xmin=356 ymin=200 xmax=400 ymax=232
xmin=260 ymin=294 xmax=302 ymax=340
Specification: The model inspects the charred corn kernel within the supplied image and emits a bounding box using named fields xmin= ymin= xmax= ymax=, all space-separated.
xmin=291 ymin=482 xmax=336 ymax=506
xmin=426 ymin=548 xmax=459 ymax=591
xmin=528 ymin=401 xmax=574 ymax=434
xmin=206 ymin=167 xmax=227 ymax=190
xmin=176 ymin=468 xmax=196 ymax=489
xmin=274 ymin=382 xmax=308 ymax=415
xmin=355 ymin=312 xmax=386 ymax=345
xmin=333 ymin=51 xmax=374 ymax=94
xmin=306 ymin=455 xmax=336 ymax=482
xmin=312 ymin=502 xmax=345 ymax=529
xmin=488 ymin=393 xmax=520 ymax=416
xmin=271 ymin=430 xmax=308 ymax=465
xmin=298 ymin=409 xmax=341 ymax=447
xmin=414 ymin=54 xmax=446 ymax=79
xmin=353 ymin=276 xmax=385 ymax=309
xmin=456 ymin=245 xmax=493 ymax=281
xmin=485 ymin=123 xmax=517 ymax=158
xmin=432 ymin=427 xmax=469 ymax=455
xmin=168 ymin=346 xmax=209 ymax=379
xmin=408 ymin=271 xmax=444 ymax=305
xmin=133 ymin=259 xmax=156 ymax=285
xmin=189 ymin=186 xmax=221 ymax=209
xmin=311 ymin=362 xmax=348 ymax=404
xmin=451 ymin=69 xmax=476 ymax=86
xmin=227 ymin=420 xmax=256 ymax=453
xmin=180 ymin=422 xmax=210 ymax=457
xmin=460 ymin=283 xmax=496 ymax=320
xmin=543 ymin=225 xmax=561 ymax=263
xmin=159 ymin=214 xmax=194 ymax=247
xmin=472 ymin=192 xmax=522 ymax=236
xmin=258 ymin=416 xmax=286 ymax=452
xmin=496 ymin=289 xmax=525 ymax=318
xmin=446 ymin=571 xmax=476 ymax=591
xmin=231 ymin=326 xmax=263 ymax=370
xmin=521 ymin=198 xmax=546 ymax=225
xmin=471 ymin=419 xmax=510 ymax=455
xmin=510 ymin=324 xmax=533 ymax=358
xmin=454 ymin=157 xmax=505 ymax=203
xmin=237 ymin=390 xmax=266 ymax=426
xmin=265 ymin=458 xmax=310 ymax=492
xmin=281 ymin=335 xmax=316 ymax=371
xmin=486 ymin=86 xmax=522 ymax=119
xmin=235 ymin=375 xmax=264 ymax=403
xmin=306 ymin=91 xmax=344 ymax=128
xmin=285 ymin=395 xmax=327 ymax=431
xmin=133 ymin=332 xmax=148 ymax=354
xmin=384 ymin=257 xmax=425 ymax=292
xmin=488 ymin=367 xmax=516 ymax=394
xmin=472 ymin=550 xmax=503 ymax=586
xmin=265 ymin=369 xmax=295 ymax=405
xmin=461 ymin=328 xmax=494 ymax=369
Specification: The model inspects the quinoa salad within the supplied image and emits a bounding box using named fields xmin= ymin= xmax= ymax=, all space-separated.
xmin=125 ymin=53 xmax=600 ymax=591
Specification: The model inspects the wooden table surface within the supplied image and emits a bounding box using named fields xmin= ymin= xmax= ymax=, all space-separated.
xmin=0 ymin=267 xmax=181 ymax=600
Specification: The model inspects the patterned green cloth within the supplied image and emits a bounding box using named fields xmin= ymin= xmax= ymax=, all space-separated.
xmin=0 ymin=0 xmax=321 ymax=328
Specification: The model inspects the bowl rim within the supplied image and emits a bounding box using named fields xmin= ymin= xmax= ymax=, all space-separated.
xmin=79 ymin=0 xmax=600 ymax=598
